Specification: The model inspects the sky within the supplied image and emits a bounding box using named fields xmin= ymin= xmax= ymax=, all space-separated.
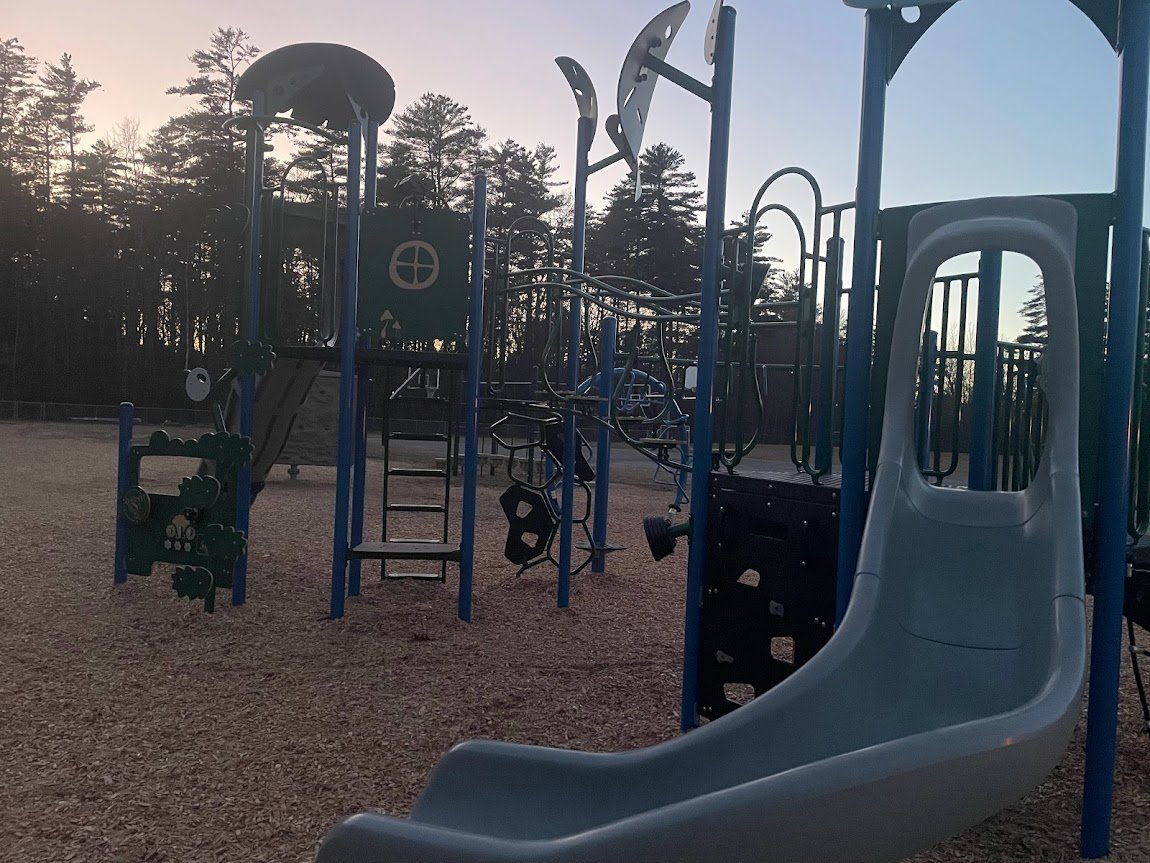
xmin=6 ymin=0 xmax=1142 ymax=337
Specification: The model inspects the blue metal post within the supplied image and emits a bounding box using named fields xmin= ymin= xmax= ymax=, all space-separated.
xmin=1082 ymin=1 xmax=1150 ymax=855
xmin=348 ymin=335 xmax=370 ymax=597
xmin=459 ymin=175 xmax=488 ymax=623
xmin=114 ymin=401 xmax=134 ymax=584
xmin=557 ymin=115 xmax=593 ymax=605
xmin=835 ymin=10 xmax=891 ymax=625
xmin=592 ymin=316 xmax=618 ymax=573
xmin=234 ymin=88 xmax=267 ymax=608
xmin=969 ymin=251 xmax=1002 ymax=490
xmin=816 ymin=237 xmax=845 ymax=473
xmin=682 ymin=5 xmax=736 ymax=731
xmin=365 ymin=121 xmax=378 ymax=212
xmin=330 ymin=119 xmax=363 ymax=620
xmin=917 ymin=331 xmax=938 ymax=470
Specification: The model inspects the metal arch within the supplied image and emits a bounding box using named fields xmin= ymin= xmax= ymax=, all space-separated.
xmin=616 ymin=1 xmax=692 ymax=199
xmin=555 ymin=57 xmax=597 ymax=144
xmin=846 ymin=1 xmax=1120 ymax=81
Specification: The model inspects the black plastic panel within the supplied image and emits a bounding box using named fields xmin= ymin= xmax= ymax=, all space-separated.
xmin=697 ymin=472 xmax=840 ymax=721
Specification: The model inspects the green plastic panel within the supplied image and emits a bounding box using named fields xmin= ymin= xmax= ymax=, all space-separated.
xmin=358 ymin=209 xmax=471 ymax=344
xmin=870 ymin=193 xmax=1115 ymax=528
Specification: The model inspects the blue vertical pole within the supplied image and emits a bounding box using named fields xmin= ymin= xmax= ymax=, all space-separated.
xmin=349 ymin=335 xmax=370 ymax=597
xmin=682 ymin=5 xmax=736 ymax=732
xmin=835 ymin=10 xmax=890 ymax=625
xmin=114 ymin=401 xmax=134 ymax=584
xmin=592 ymin=316 xmax=618 ymax=573
xmin=816 ymin=237 xmax=845 ymax=473
xmin=558 ymin=115 xmax=593 ymax=607
xmin=234 ymin=89 xmax=266 ymax=608
xmin=459 ymin=175 xmax=488 ymax=623
xmin=356 ymin=120 xmax=377 ymax=595
xmin=969 ymin=251 xmax=1002 ymax=490
xmin=364 ymin=121 xmax=378 ymax=212
xmin=330 ymin=120 xmax=363 ymax=620
xmin=1082 ymin=2 xmax=1150 ymax=855
xmin=917 ymin=331 xmax=938 ymax=470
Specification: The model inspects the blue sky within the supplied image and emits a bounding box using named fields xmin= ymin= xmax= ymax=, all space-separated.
xmin=7 ymin=0 xmax=1141 ymax=335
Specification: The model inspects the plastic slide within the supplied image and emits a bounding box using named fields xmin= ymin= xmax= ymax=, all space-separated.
xmin=314 ymin=196 xmax=1086 ymax=863
xmin=204 ymin=357 xmax=324 ymax=493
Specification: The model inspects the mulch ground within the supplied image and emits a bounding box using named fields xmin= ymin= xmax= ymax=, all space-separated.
xmin=1 ymin=420 xmax=1149 ymax=863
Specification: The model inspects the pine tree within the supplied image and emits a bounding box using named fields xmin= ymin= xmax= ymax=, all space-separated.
xmin=1017 ymin=278 xmax=1047 ymax=344
xmin=378 ymin=93 xmax=485 ymax=211
xmin=481 ymin=139 xmax=563 ymax=231
xmin=165 ymin=27 xmax=258 ymax=197
xmin=38 ymin=53 xmax=99 ymax=204
xmin=0 ymin=37 xmax=38 ymax=188
xmin=589 ymin=142 xmax=703 ymax=291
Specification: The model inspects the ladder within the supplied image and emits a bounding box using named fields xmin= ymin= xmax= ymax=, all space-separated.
xmin=349 ymin=367 xmax=460 ymax=580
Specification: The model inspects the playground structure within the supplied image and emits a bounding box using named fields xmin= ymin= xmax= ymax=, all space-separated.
xmin=99 ymin=0 xmax=1150 ymax=858
xmin=313 ymin=0 xmax=1150 ymax=860
xmin=113 ymin=44 xmax=486 ymax=617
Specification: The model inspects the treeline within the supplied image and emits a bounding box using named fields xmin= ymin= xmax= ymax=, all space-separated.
xmin=0 ymin=28 xmax=713 ymax=408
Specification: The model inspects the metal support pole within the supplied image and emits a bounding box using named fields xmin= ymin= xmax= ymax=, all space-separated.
xmin=816 ymin=237 xmax=845 ymax=473
xmin=1082 ymin=1 xmax=1150 ymax=855
xmin=114 ymin=401 xmax=134 ymax=585
xmin=917 ymin=331 xmax=938 ymax=470
xmin=234 ymin=88 xmax=267 ymax=608
xmin=682 ymin=5 xmax=736 ymax=731
xmin=558 ymin=114 xmax=593 ymax=607
xmin=592 ymin=316 xmax=618 ymax=573
xmin=459 ymin=175 xmax=488 ymax=623
xmin=330 ymin=119 xmax=363 ymax=620
xmin=969 ymin=251 xmax=1003 ymax=490
xmin=835 ymin=10 xmax=891 ymax=625
xmin=349 ymin=337 xmax=370 ymax=597
xmin=364 ymin=121 xmax=378 ymax=212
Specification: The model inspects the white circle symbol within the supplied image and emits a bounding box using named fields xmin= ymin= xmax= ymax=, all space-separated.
xmin=389 ymin=240 xmax=440 ymax=291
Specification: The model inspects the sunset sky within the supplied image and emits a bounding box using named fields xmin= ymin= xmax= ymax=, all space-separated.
xmin=6 ymin=0 xmax=1142 ymax=335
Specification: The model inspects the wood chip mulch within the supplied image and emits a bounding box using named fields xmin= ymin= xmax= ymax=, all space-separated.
xmin=2 ymin=421 xmax=1148 ymax=862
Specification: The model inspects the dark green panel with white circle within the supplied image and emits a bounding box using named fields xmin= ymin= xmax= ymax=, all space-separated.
xmin=358 ymin=209 xmax=471 ymax=343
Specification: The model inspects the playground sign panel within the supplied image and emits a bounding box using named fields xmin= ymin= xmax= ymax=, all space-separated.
xmin=358 ymin=209 xmax=470 ymax=342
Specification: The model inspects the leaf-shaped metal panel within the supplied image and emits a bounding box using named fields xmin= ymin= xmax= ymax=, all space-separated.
xmin=704 ymin=0 xmax=723 ymax=65
xmin=555 ymin=57 xmax=597 ymax=146
xmin=604 ymin=113 xmax=641 ymax=196
xmin=616 ymin=1 xmax=691 ymax=198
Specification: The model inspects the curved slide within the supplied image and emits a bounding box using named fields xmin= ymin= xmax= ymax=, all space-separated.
xmin=315 ymin=196 xmax=1086 ymax=863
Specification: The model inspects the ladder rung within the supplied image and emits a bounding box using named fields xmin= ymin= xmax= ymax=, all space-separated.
xmin=387 ymin=503 xmax=446 ymax=513
xmin=389 ymin=431 xmax=448 ymax=442
xmin=383 ymin=571 xmax=446 ymax=581
xmin=388 ymin=468 xmax=447 ymax=478
xmin=351 ymin=541 xmax=460 ymax=561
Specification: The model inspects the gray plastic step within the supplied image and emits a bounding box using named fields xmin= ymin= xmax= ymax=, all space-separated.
xmin=350 ymin=542 xmax=460 ymax=561
xmin=388 ymin=468 xmax=448 ymax=478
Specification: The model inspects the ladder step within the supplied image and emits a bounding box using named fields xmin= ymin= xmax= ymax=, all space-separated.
xmin=350 ymin=542 xmax=461 ymax=561
xmin=388 ymin=468 xmax=448 ymax=478
xmin=383 ymin=571 xmax=447 ymax=581
xmin=387 ymin=503 xmax=447 ymax=513
xmin=389 ymin=431 xmax=448 ymax=442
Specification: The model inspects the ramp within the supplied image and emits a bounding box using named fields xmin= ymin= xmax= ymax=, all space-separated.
xmin=314 ymin=197 xmax=1086 ymax=863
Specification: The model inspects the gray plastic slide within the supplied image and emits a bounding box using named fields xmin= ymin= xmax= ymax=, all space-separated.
xmin=314 ymin=196 xmax=1086 ymax=863
xmin=217 ymin=357 xmax=325 ymax=487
